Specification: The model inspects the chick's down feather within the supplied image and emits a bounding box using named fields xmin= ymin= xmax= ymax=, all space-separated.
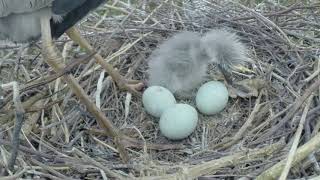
xmin=147 ymin=29 xmax=248 ymax=97
xmin=200 ymin=29 xmax=248 ymax=73
xmin=147 ymin=31 xmax=209 ymax=96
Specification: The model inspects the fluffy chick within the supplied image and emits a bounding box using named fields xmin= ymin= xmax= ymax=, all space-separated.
xmin=200 ymin=29 xmax=248 ymax=82
xmin=147 ymin=31 xmax=209 ymax=96
xmin=147 ymin=29 xmax=248 ymax=97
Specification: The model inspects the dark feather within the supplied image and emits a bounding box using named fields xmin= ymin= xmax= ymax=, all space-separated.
xmin=52 ymin=0 xmax=87 ymax=15
xmin=51 ymin=0 xmax=105 ymax=38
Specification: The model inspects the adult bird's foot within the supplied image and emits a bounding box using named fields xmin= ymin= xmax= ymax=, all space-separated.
xmin=66 ymin=27 xmax=145 ymax=96
xmin=117 ymin=79 xmax=144 ymax=96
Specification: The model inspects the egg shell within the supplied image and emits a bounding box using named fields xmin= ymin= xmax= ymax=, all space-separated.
xmin=142 ymin=86 xmax=176 ymax=118
xmin=196 ymin=81 xmax=229 ymax=115
xmin=159 ymin=104 xmax=198 ymax=140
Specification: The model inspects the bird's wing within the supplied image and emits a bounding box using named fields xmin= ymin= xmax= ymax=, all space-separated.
xmin=51 ymin=0 xmax=105 ymax=38
xmin=0 ymin=0 xmax=53 ymax=17
xmin=51 ymin=0 xmax=87 ymax=15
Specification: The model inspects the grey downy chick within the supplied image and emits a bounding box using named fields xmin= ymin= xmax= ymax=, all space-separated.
xmin=200 ymin=29 xmax=248 ymax=83
xmin=147 ymin=31 xmax=209 ymax=97
xmin=147 ymin=29 xmax=248 ymax=98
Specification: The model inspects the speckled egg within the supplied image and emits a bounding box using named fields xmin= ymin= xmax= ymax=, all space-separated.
xmin=142 ymin=86 xmax=176 ymax=118
xmin=196 ymin=81 xmax=229 ymax=115
xmin=159 ymin=104 xmax=198 ymax=140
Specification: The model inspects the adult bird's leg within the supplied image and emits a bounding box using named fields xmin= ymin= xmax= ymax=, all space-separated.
xmin=65 ymin=27 xmax=143 ymax=96
xmin=40 ymin=16 xmax=129 ymax=162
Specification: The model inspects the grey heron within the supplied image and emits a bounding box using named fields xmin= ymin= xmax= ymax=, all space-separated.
xmin=0 ymin=0 xmax=138 ymax=172
xmin=147 ymin=29 xmax=248 ymax=98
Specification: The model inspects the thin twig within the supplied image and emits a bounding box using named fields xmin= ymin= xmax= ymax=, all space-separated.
xmin=1 ymin=82 xmax=25 ymax=172
xmin=279 ymin=95 xmax=314 ymax=180
xmin=257 ymin=131 xmax=320 ymax=179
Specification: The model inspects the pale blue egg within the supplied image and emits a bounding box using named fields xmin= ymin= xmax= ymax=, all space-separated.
xmin=159 ymin=104 xmax=198 ymax=140
xmin=142 ymin=86 xmax=176 ymax=118
xmin=196 ymin=81 xmax=229 ymax=115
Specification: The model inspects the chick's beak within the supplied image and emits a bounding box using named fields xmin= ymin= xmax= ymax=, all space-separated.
xmin=217 ymin=64 xmax=233 ymax=84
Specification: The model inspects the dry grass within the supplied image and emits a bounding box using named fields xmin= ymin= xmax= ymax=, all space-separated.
xmin=1 ymin=0 xmax=320 ymax=179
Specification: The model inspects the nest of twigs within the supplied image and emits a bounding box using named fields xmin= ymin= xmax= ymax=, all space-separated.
xmin=1 ymin=0 xmax=320 ymax=179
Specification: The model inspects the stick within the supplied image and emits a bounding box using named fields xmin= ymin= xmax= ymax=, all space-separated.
xmin=279 ymin=95 xmax=314 ymax=180
xmin=257 ymin=131 xmax=320 ymax=179
xmin=1 ymin=82 xmax=25 ymax=172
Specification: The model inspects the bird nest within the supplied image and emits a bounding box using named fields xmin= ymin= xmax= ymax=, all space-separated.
xmin=1 ymin=1 xmax=320 ymax=179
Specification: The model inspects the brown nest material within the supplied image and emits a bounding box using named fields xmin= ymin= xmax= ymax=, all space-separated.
xmin=1 ymin=1 xmax=320 ymax=179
